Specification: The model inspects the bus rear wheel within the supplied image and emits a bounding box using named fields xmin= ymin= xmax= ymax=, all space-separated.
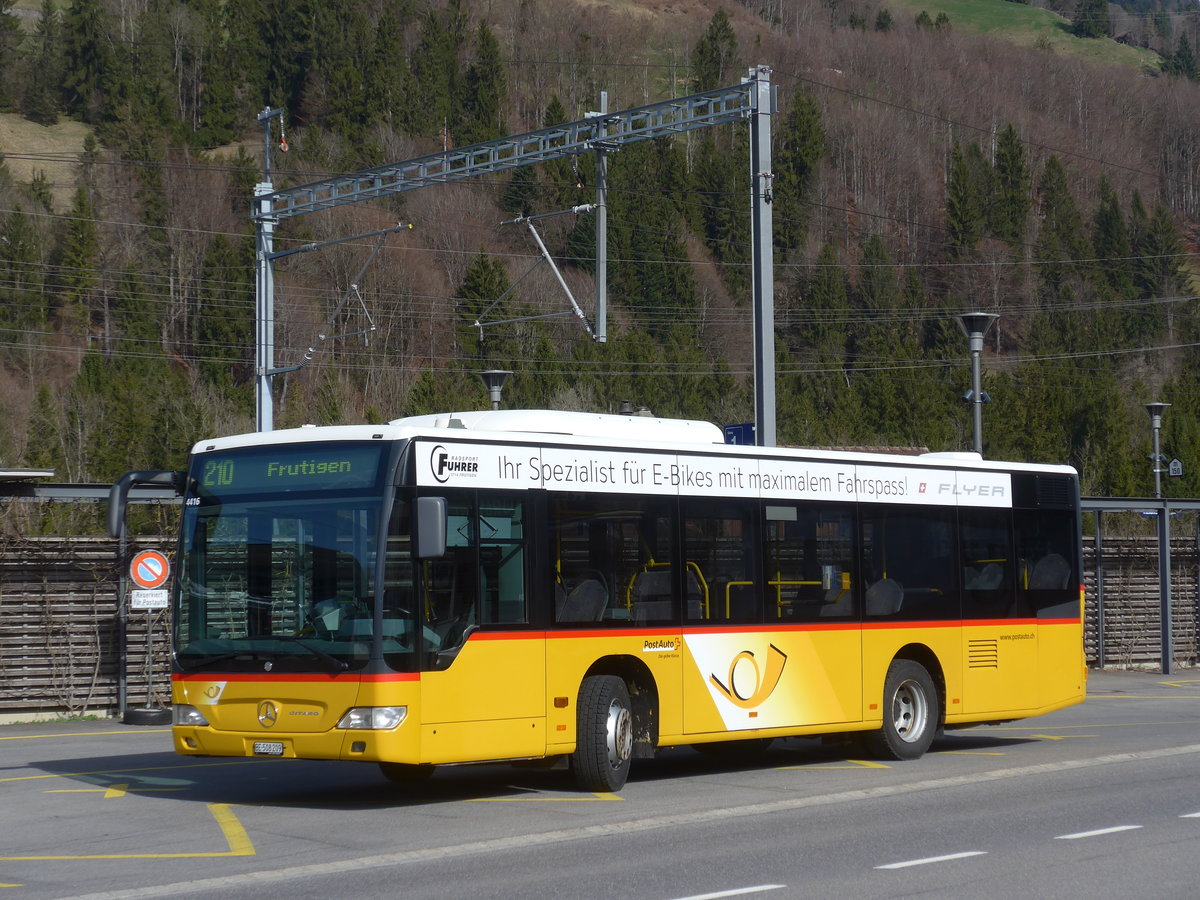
xmin=572 ymin=675 xmax=633 ymax=792
xmin=866 ymin=659 xmax=938 ymax=761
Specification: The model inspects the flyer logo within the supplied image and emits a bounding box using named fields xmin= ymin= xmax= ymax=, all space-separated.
xmin=709 ymin=644 xmax=788 ymax=709
xmin=429 ymin=444 xmax=479 ymax=484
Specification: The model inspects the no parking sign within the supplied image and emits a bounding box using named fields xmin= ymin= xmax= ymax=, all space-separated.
xmin=129 ymin=550 xmax=171 ymax=609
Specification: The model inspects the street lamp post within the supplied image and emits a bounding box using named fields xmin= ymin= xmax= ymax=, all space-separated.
xmin=479 ymin=370 xmax=512 ymax=410
xmin=956 ymin=312 xmax=1000 ymax=456
xmin=1145 ymin=401 xmax=1170 ymax=499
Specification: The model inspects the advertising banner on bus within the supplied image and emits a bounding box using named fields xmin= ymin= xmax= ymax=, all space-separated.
xmin=415 ymin=440 xmax=1011 ymax=508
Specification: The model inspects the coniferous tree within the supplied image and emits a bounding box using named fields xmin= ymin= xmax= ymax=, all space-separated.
xmin=693 ymin=135 xmax=750 ymax=292
xmin=22 ymin=0 xmax=63 ymax=126
xmin=316 ymin=1 xmax=371 ymax=142
xmin=1072 ymin=0 xmax=1108 ymax=38
xmin=55 ymin=185 xmax=100 ymax=329
xmin=856 ymin=233 xmax=898 ymax=317
xmin=195 ymin=234 xmax=254 ymax=400
xmin=458 ymin=250 xmax=516 ymax=363
xmin=60 ymin=0 xmax=109 ymax=122
xmin=946 ymin=143 xmax=984 ymax=256
xmin=403 ymin=0 xmax=467 ymax=139
xmin=1090 ymin=177 xmax=1135 ymax=298
xmin=1165 ymin=34 xmax=1199 ymax=80
xmin=456 ymin=22 xmax=506 ymax=145
xmin=1035 ymin=156 xmax=1089 ymax=303
xmin=773 ymin=89 xmax=824 ymax=253
xmin=989 ymin=124 xmax=1030 ymax=245
xmin=797 ymin=240 xmax=851 ymax=353
xmin=607 ymin=139 xmax=696 ymax=338
xmin=1140 ymin=203 xmax=1186 ymax=342
xmin=542 ymin=96 xmax=587 ymax=212
xmin=691 ymin=9 xmax=739 ymax=92
xmin=501 ymin=165 xmax=537 ymax=220
xmin=262 ymin=0 xmax=317 ymax=114
xmin=0 ymin=0 xmax=21 ymax=112
xmin=0 ymin=205 xmax=46 ymax=335
xmin=364 ymin=4 xmax=408 ymax=125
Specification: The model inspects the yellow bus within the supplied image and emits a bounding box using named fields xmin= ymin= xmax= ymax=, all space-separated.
xmin=159 ymin=409 xmax=1085 ymax=791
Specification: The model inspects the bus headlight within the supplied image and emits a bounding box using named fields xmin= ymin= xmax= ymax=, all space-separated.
xmin=174 ymin=704 xmax=210 ymax=727
xmin=337 ymin=706 xmax=407 ymax=730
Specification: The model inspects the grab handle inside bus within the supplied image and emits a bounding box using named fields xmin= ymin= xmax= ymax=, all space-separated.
xmin=415 ymin=496 xmax=448 ymax=559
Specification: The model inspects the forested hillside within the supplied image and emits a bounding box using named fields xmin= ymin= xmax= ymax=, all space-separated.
xmin=3 ymin=0 xmax=1200 ymax=525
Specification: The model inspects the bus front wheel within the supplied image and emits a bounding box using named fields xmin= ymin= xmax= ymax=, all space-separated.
xmin=866 ymin=659 xmax=938 ymax=761
xmin=572 ymin=675 xmax=633 ymax=792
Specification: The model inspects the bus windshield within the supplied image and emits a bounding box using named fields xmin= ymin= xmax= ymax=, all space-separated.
xmin=174 ymin=442 xmax=409 ymax=674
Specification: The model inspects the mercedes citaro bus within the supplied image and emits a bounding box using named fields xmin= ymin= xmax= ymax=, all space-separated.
xmin=110 ymin=409 xmax=1086 ymax=791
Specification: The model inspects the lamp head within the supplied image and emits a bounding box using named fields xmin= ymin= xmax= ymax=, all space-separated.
xmin=1144 ymin=401 xmax=1171 ymax=425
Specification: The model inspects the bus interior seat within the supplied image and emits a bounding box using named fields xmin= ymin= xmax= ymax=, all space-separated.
xmin=630 ymin=569 xmax=673 ymax=623
xmin=965 ymin=562 xmax=1004 ymax=591
xmin=819 ymin=588 xmax=854 ymax=616
xmin=865 ymin=577 xmax=903 ymax=616
xmin=557 ymin=578 xmax=608 ymax=622
xmin=1028 ymin=553 xmax=1070 ymax=590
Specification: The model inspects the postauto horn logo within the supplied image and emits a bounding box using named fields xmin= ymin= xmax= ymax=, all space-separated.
xmin=429 ymin=444 xmax=479 ymax=484
xmin=709 ymin=644 xmax=788 ymax=709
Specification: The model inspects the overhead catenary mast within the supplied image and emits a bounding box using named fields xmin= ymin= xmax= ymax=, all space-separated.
xmin=254 ymin=67 xmax=775 ymax=444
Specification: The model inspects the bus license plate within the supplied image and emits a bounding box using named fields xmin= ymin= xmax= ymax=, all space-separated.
xmin=253 ymin=741 xmax=284 ymax=756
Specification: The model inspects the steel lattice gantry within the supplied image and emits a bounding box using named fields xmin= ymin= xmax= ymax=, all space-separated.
xmin=253 ymin=66 xmax=775 ymax=442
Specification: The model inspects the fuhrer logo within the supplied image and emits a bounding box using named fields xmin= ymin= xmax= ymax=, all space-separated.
xmin=429 ymin=444 xmax=479 ymax=484
xmin=710 ymin=644 xmax=787 ymax=709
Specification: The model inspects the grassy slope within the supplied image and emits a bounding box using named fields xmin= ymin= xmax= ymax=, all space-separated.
xmin=0 ymin=115 xmax=90 ymax=212
xmin=885 ymin=0 xmax=1161 ymax=71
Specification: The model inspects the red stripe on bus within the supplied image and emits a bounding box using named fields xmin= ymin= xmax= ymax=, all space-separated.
xmin=172 ymin=672 xmax=420 ymax=683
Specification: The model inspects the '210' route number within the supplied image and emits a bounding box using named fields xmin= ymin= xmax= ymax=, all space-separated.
xmin=202 ymin=459 xmax=235 ymax=487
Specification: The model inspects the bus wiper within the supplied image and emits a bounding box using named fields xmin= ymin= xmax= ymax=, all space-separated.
xmin=270 ymin=635 xmax=350 ymax=673
xmin=181 ymin=650 xmax=258 ymax=670
xmin=180 ymin=638 xmax=349 ymax=673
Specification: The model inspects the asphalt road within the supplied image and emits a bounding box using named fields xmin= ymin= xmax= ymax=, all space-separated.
xmin=2 ymin=669 xmax=1199 ymax=900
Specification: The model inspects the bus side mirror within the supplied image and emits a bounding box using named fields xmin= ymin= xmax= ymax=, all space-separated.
xmin=107 ymin=470 xmax=185 ymax=539
xmin=415 ymin=496 xmax=448 ymax=559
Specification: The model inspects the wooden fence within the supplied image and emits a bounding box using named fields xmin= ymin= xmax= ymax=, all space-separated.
xmin=0 ymin=534 xmax=1195 ymax=718
xmin=0 ymin=536 xmax=170 ymax=718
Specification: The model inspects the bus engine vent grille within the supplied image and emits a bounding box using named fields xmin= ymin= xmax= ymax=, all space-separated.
xmin=1034 ymin=475 xmax=1075 ymax=508
xmin=967 ymin=639 xmax=999 ymax=669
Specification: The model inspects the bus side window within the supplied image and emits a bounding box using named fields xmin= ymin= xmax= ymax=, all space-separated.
xmin=860 ymin=505 xmax=959 ymax=620
xmin=479 ymin=494 xmax=527 ymax=625
xmin=1014 ymin=508 xmax=1079 ymax=618
xmin=764 ymin=504 xmax=856 ymax=620
xmin=959 ymin=508 xmax=1018 ymax=618
xmin=682 ymin=498 xmax=760 ymax=623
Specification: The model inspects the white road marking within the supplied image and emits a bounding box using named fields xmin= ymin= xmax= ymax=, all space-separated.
xmin=669 ymin=886 xmax=786 ymax=900
xmin=876 ymin=851 xmax=986 ymax=870
xmin=1055 ymin=825 xmax=1142 ymax=840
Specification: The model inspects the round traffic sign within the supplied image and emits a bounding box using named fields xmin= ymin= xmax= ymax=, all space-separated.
xmin=130 ymin=549 xmax=171 ymax=589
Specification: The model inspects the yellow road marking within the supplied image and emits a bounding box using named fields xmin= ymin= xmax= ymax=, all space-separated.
xmin=1029 ymin=734 xmax=1096 ymax=741
xmin=0 ymin=730 xmax=170 ymax=741
xmin=945 ymin=751 xmax=1007 ymax=756
xmin=0 ymin=803 xmax=254 ymax=861
xmin=46 ymin=783 xmax=185 ymax=799
xmin=0 ymin=759 xmax=252 ymax=785
xmin=780 ymin=759 xmax=891 ymax=771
